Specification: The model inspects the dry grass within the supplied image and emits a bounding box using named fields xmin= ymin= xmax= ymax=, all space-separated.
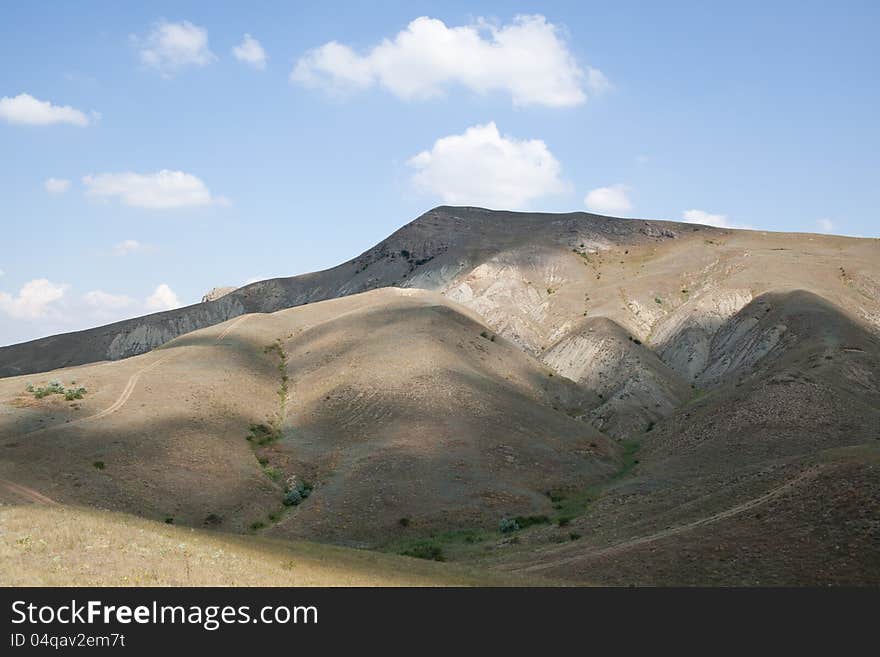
xmin=0 ymin=504 xmax=533 ymax=587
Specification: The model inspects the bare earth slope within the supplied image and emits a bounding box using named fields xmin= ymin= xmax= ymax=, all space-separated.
xmin=487 ymin=291 xmax=880 ymax=584
xmin=0 ymin=289 xmax=618 ymax=545
xmin=2 ymin=207 xmax=879 ymax=585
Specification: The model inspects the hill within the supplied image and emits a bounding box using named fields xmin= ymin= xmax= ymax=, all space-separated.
xmin=0 ymin=289 xmax=618 ymax=546
xmin=1 ymin=206 xmax=878 ymax=585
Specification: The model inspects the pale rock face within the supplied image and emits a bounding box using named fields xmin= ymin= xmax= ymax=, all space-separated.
xmin=541 ymin=317 xmax=690 ymax=437
xmin=652 ymin=288 xmax=754 ymax=380
xmin=201 ymin=286 xmax=237 ymax=303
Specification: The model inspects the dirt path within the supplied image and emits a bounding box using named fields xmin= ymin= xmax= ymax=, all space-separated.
xmin=216 ymin=314 xmax=250 ymax=341
xmin=3 ymin=315 xmax=255 ymax=507
xmin=515 ymin=465 xmax=827 ymax=573
xmin=0 ymin=478 xmax=56 ymax=505
xmin=83 ymin=355 xmax=171 ymax=422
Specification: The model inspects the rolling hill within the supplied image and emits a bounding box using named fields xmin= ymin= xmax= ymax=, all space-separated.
xmin=1 ymin=206 xmax=878 ymax=585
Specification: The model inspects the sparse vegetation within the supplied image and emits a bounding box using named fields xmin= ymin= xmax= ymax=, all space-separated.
xmin=92 ymin=461 xmax=105 ymax=470
xmin=204 ymin=513 xmax=222 ymax=526
xmin=27 ymin=379 xmax=87 ymax=400
xmin=499 ymin=517 xmax=520 ymax=533
xmin=399 ymin=517 xmax=411 ymax=527
xmin=283 ymin=480 xmax=313 ymax=507
xmin=247 ymin=422 xmax=281 ymax=445
xmin=514 ymin=515 xmax=550 ymax=529
xmin=399 ymin=540 xmax=445 ymax=562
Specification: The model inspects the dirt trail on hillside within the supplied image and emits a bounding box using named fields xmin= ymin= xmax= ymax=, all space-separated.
xmin=0 ymin=478 xmax=56 ymax=505
xmin=1 ymin=316 xmax=254 ymax=506
xmin=516 ymin=465 xmax=827 ymax=573
xmin=216 ymin=314 xmax=250 ymax=341
xmin=83 ymin=355 xmax=171 ymax=422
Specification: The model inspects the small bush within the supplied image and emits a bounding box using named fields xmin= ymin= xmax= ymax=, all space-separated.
xmin=400 ymin=541 xmax=444 ymax=562
xmin=557 ymin=517 xmax=571 ymax=527
xmin=248 ymin=422 xmax=281 ymax=445
xmin=283 ymin=481 xmax=313 ymax=507
xmin=499 ymin=517 xmax=520 ymax=534
xmin=250 ymin=521 xmax=266 ymax=532
xmin=514 ymin=515 xmax=550 ymax=529
xmin=399 ymin=517 xmax=411 ymax=527
xmin=92 ymin=461 xmax=105 ymax=470
xmin=569 ymin=532 xmax=582 ymax=541
xmin=64 ymin=387 xmax=87 ymax=401
xmin=204 ymin=513 xmax=223 ymax=526
xmin=164 ymin=517 xmax=174 ymax=524
xmin=654 ymin=297 xmax=663 ymax=305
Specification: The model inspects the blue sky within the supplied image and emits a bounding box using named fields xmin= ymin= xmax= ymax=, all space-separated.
xmin=1 ymin=1 xmax=878 ymax=346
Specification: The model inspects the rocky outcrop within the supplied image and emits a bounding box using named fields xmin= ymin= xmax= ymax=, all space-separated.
xmin=201 ymin=286 xmax=237 ymax=303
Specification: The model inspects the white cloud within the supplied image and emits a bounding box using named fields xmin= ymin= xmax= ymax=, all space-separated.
xmin=82 ymin=170 xmax=228 ymax=209
xmin=0 ymin=93 xmax=91 ymax=126
xmin=584 ymin=184 xmax=632 ymax=215
xmin=83 ymin=290 xmax=135 ymax=310
xmin=407 ymin=122 xmax=567 ymax=209
xmin=145 ymin=283 xmax=181 ymax=311
xmin=112 ymin=239 xmax=144 ymax=256
xmin=0 ymin=278 xmax=68 ymax=320
xmin=816 ymin=218 xmax=835 ymax=233
xmin=232 ymin=33 xmax=267 ymax=69
xmin=292 ymin=15 xmax=604 ymax=107
xmin=681 ymin=209 xmax=751 ymax=230
xmin=44 ymin=177 xmax=71 ymax=194
xmin=136 ymin=20 xmax=215 ymax=76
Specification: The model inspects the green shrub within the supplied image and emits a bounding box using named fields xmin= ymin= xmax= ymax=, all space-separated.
xmin=164 ymin=517 xmax=174 ymax=524
xmin=514 ymin=515 xmax=550 ymax=529
xmin=499 ymin=517 xmax=520 ymax=533
xmin=400 ymin=541 xmax=444 ymax=562
xmin=93 ymin=461 xmax=105 ymax=470
xmin=64 ymin=387 xmax=87 ymax=401
xmin=399 ymin=517 xmax=411 ymax=527
xmin=283 ymin=481 xmax=313 ymax=507
xmin=247 ymin=422 xmax=281 ymax=445
xmin=249 ymin=520 xmax=265 ymax=532
xmin=557 ymin=517 xmax=571 ymax=527
xmin=569 ymin=532 xmax=582 ymax=541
